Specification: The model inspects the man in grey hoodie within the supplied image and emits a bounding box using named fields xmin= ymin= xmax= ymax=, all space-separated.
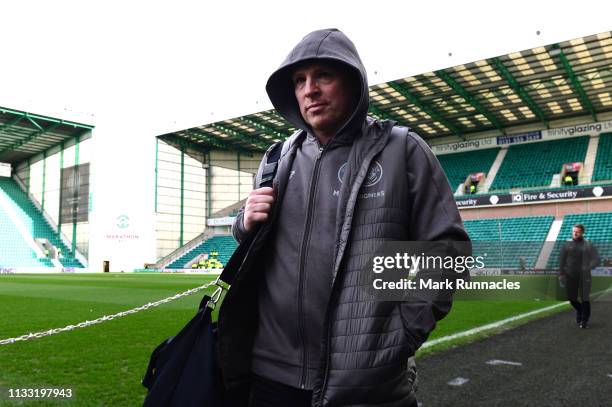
xmin=224 ymin=28 xmax=469 ymax=406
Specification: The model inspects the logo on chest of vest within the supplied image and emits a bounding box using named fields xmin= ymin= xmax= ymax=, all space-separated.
xmin=338 ymin=161 xmax=384 ymax=187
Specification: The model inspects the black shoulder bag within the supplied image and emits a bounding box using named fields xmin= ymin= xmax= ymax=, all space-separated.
xmin=142 ymin=141 xmax=284 ymax=406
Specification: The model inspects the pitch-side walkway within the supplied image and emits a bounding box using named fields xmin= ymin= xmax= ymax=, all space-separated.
xmin=415 ymin=296 xmax=612 ymax=406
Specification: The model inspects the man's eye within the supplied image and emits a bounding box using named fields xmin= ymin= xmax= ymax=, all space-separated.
xmin=316 ymin=71 xmax=334 ymax=83
xmin=294 ymin=77 xmax=305 ymax=86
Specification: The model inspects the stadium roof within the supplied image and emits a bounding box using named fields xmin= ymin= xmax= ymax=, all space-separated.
xmin=160 ymin=30 xmax=612 ymax=153
xmin=0 ymin=107 xmax=94 ymax=164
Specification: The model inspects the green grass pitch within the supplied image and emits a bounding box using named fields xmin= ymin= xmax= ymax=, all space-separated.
xmin=1 ymin=273 xmax=606 ymax=406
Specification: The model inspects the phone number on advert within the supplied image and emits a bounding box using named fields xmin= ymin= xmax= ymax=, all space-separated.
xmin=6 ymin=388 xmax=73 ymax=399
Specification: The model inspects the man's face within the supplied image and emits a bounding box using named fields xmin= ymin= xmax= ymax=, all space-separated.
xmin=292 ymin=61 xmax=356 ymax=138
xmin=572 ymin=227 xmax=584 ymax=240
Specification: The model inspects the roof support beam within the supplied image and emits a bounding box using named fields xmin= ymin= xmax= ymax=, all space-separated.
xmin=26 ymin=115 xmax=44 ymax=132
xmin=435 ymin=69 xmax=506 ymax=135
xmin=163 ymin=129 xmax=256 ymax=155
xmin=368 ymin=103 xmax=406 ymax=124
xmin=387 ymin=82 xmax=463 ymax=137
xmin=0 ymin=107 xmax=93 ymax=130
xmin=161 ymin=133 xmax=239 ymax=161
xmin=209 ymin=123 xmax=269 ymax=151
xmin=237 ymin=115 xmax=291 ymax=140
xmin=268 ymin=110 xmax=289 ymax=124
xmin=160 ymin=134 xmax=206 ymax=154
xmin=0 ymin=121 xmax=62 ymax=156
xmin=187 ymin=129 xmax=241 ymax=152
xmin=554 ymin=47 xmax=598 ymax=122
xmin=0 ymin=115 xmax=25 ymax=133
xmin=367 ymin=103 xmax=386 ymax=120
xmin=490 ymin=57 xmax=550 ymax=129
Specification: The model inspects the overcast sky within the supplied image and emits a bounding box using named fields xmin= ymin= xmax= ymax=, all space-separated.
xmin=1 ymin=0 xmax=611 ymax=136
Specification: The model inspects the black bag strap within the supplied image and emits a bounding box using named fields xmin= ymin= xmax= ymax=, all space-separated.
xmin=256 ymin=140 xmax=284 ymax=189
xmin=205 ymin=140 xmax=285 ymax=310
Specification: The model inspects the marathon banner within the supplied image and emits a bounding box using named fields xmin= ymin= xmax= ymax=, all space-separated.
xmin=456 ymin=184 xmax=612 ymax=208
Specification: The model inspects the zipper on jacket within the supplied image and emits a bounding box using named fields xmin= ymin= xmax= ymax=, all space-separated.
xmin=315 ymin=137 xmax=383 ymax=405
xmin=297 ymin=145 xmax=325 ymax=389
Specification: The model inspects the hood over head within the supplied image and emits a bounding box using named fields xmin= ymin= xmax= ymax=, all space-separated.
xmin=266 ymin=28 xmax=369 ymax=142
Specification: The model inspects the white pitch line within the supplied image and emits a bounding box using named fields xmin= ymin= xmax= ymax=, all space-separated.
xmin=486 ymin=359 xmax=523 ymax=366
xmin=422 ymin=286 xmax=612 ymax=349
xmin=422 ymin=302 xmax=567 ymax=348
xmin=447 ymin=377 xmax=469 ymax=386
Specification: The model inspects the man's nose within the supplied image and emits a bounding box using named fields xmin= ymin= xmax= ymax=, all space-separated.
xmin=304 ymin=76 xmax=320 ymax=96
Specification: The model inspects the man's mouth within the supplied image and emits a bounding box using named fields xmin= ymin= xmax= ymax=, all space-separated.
xmin=307 ymin=103 xmax=327 ymax=112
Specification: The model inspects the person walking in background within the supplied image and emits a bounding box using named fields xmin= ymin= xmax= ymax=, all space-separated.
xmin=559 ymin=224 xmax=600 ymax=329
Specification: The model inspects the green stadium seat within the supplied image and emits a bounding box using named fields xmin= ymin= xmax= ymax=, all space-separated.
xmin=490 ymin=136 xmax=589 ymax=191
xmin=464 ymin=216 xmax=554 ymax=268
xmin=0 ymin=208 xmax=42 ymax=268
xmin=167 ymin=235 xmax=238 ymax=269
xmin=592 ymin=133 xmax=612 ymax=182
xmin=547 ymin=212 xmax=612 ymax=268
xmin=437 ymin=148 xmax=500 ymax=192
xmin=0 ymin=176 xmax=83 ymax=269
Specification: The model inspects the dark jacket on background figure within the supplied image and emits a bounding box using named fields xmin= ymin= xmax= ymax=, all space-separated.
xmin=220 ymin=28 xmax=470 ymax=406
xmin=559 ymin=238 xmax=600 ymax=300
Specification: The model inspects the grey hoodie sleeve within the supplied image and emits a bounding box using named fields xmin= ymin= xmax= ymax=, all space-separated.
xmin=231 ymin=148 xmax=270 ymax=244
xmin=231 ymin=206 xmax=249 ymax=244
xmin=399 ymin=131 xmax=471 ymax=353
xmin=231 ymin=135 xmax=294 ymax=244
xmin=231 ymin=160 xmax=262 ymax=244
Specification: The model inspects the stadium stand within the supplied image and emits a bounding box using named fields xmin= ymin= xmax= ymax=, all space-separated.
xmin=0 ymin=208 xmax=53 ymax=268
xmin=547 ymin=211 xmax=612 ymax=268
xmin=437 ymin=148 xmax=500 ymax=192
xmin=592 ymin=132 xmax=612 ymax=182
xmin=0 ymin=176 xmax=83 ymax=268
xmin=490 ymin=136 xmax=589 ymax=191
xmin=166 ymin=235 xmax=237 ymax=269
xmin=151 ymin=32 xmax=612 ymax=275
xmin=464 ymin=215 xmax=554 ymax=268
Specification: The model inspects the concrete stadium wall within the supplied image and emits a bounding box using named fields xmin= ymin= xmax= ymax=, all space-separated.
xmin=207 ymin=150 xmax=260 ymax=215
xmin=154 ymin=138 xmax=263 ymax=260
xmin=14 ymin=134 xmax=93 ymax=258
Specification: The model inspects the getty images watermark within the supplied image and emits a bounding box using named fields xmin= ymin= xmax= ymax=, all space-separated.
xmin=358 ymin=241 xmax=612 ymax=301
xmin=371 ymin=250 xmax=519 ymax=291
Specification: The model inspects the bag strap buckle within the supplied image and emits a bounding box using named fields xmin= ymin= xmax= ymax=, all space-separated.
xmin=259 ymin=161 xmax=278 ymax=185
xmin=206 ymin=276 xmax=230 ymax=310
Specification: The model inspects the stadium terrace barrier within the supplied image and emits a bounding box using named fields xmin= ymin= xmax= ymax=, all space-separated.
xmin=456 ymin=184 xmax=612 ymax=208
